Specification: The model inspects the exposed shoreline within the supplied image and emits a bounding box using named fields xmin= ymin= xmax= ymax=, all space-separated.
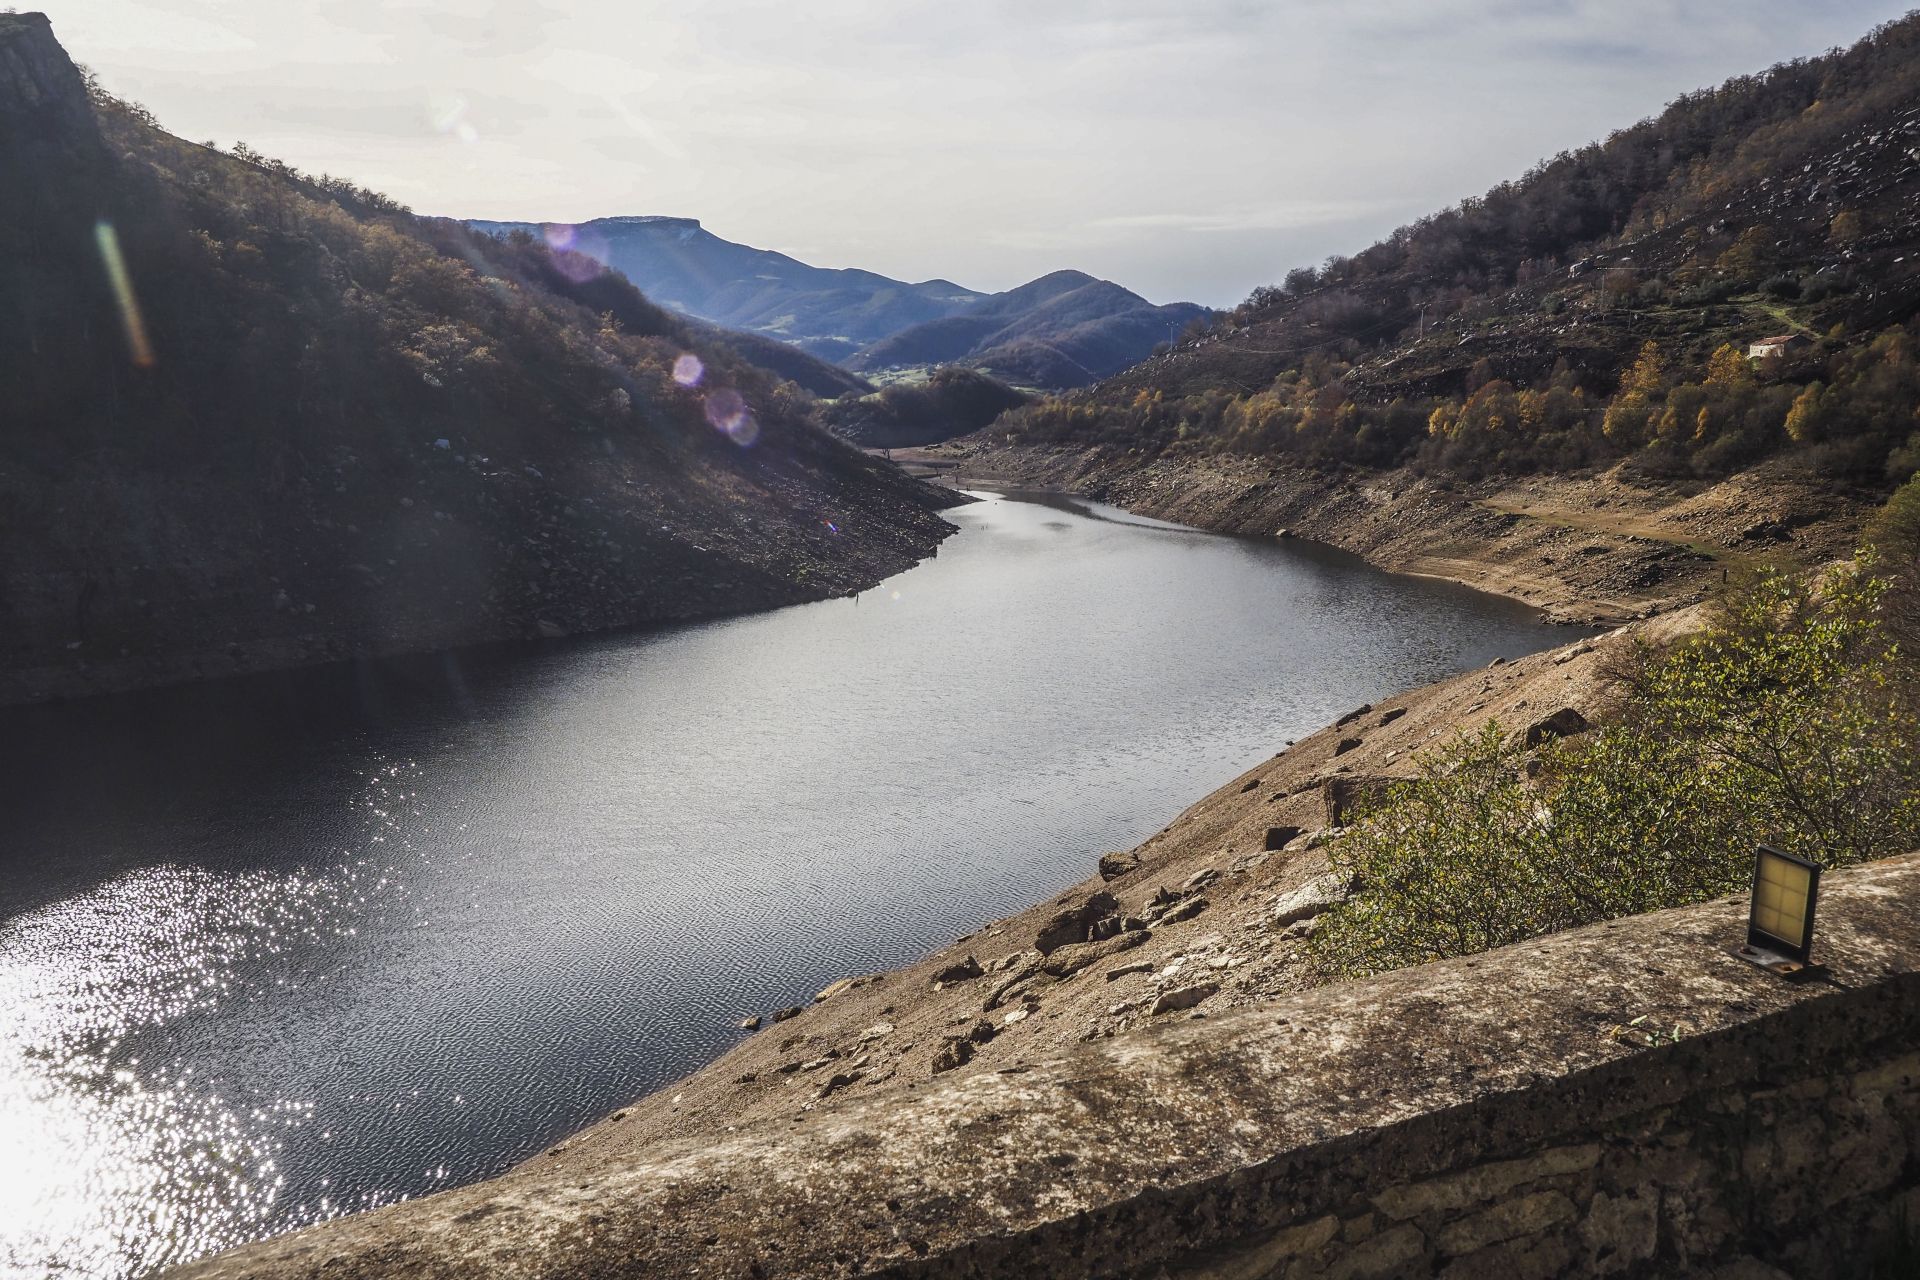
xmin=0 ymin=485 xmax=971 ymax=711
xmin=904 ymin=442 xmax=1870 ymax=627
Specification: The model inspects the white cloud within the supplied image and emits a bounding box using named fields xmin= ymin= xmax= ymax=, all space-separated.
xmin=37 ymin=0 xmax=1915 ymax=306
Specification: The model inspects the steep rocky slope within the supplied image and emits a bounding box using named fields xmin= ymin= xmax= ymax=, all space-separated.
xmin=0 ymin=14 xmax=963 ymax=705
xmin=992 ymin=12 xmax=1920 ymax=485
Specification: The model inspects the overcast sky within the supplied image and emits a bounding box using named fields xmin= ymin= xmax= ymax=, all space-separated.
xmin=38 ymin=0 xmax=1916 ymax=307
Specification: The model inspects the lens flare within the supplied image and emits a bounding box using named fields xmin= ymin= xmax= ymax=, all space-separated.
xmin=94 ymin=221 xmax=155 ymax=369
xmin=671 ymin=353 xmax=704 ymax=388
xmin=702 ymin=388 xmax=758 ymax=446
xmin=540 ymin=224 xmax=609 ymax=283
xmin=428 ymin=94 xmax=479 ymax=145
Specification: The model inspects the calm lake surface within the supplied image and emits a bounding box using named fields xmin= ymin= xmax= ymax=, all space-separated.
xmin=0 ymin=491 xmax=1578 ymax=1278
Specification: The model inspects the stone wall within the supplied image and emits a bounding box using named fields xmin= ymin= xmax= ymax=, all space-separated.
xmin=172 ymin=854 xmax=1920 ymax=1280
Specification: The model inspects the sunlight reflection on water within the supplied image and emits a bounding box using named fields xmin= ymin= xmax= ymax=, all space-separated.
xmin=0 ymin=493 xmax=1582 ymax=1278
xmin=0 ymin=765 xmax=427 ymax=1277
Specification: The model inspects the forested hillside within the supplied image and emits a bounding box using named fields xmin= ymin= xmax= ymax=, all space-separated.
xmin=997 ymin=13 xmax=1920 ymax=487
xmin=0 ymin=13 xmax=956 ymax=704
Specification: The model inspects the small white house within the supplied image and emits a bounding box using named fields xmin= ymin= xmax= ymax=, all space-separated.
xmin=1749 ymin=334 xmax=1813 ymax=360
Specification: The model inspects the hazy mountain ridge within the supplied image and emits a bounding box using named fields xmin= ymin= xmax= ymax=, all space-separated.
xmin=465 ymin=215 xmax=981 ymax=363
xmin=0 ymin=14 xmax=958 ymax=705
xmin=467 ymin=218 xmax=1209 ymax=389
xmin=848 ymin=269 xmax=1210 ymax=388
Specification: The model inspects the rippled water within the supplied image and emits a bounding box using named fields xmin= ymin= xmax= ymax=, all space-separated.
xmin=0 ymin=491 xmax=1577 ymax=1278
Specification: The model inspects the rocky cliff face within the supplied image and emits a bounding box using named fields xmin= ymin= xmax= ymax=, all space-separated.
xmin=0 ymin=13 xmax=96 ymax=137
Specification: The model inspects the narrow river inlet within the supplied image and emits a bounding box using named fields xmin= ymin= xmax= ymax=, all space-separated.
xmin=1 ymin=491 xmax=1580 ymax=1278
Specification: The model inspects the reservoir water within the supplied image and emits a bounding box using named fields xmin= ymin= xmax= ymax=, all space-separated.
xmin=1 ymin=490 xmax=1578 ymax=1278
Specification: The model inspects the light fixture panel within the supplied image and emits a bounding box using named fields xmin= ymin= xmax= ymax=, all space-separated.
xmin=1744 ymin=844 xmax=1821 ymax=969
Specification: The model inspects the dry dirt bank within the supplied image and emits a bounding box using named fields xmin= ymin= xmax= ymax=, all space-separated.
xmin=913 ymin=443 xmax=1869 ymax=626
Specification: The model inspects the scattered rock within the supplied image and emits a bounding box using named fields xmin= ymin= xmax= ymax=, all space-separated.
xmin=1334 ymin=704 xmax=1373 ymax=727
xmin=1487 ymin=656 xmax=1506 ymax=667
xmin=1272 ymin=873 xmax=1353 ymax=927
xmin=1522 ymin=707 xmax=1591 ymax=748
xmin=1043 ymin=929 xmax=1149 ymax=979
xmin=965 ymin=1019 xmax=997 ymax=1045
xmin=1097 ymin=850 xmax=1141 ymax=881
xmin=1149 ymin=982 xmax=1220 ymax=1015
xmin=1239 ymin=777 xmax=1262 ymax=793
xmin=1106 ymin=961 xmax=1155 ymax=981
xmin=1323 ymin=774 xmax=1413 ymax=826
xmin=1264 ymin=825 xmax=1305 ymax=852
xmin=817 ymin=1070 xmax=862 ymax=1098
xmin=1035 ymin=891 xmax=1119 ymax=954
xmin=1334 ymin=736 xmax=1363 ymax=756
xmin=815 ymin=977 xmax=865 ymax=1002
xmin=930 ymin=1037 xmax=974 ymax=1075
xmin=738 ymin=1015 xmax=761 ymax=1032
xmin=1144 ymin=896 xmax=1208 ymax=927
xmin=771 ymin=1006 xmax=803 ymax=1023
xmin=931 ymin=956 xmax=984 ymax=985
xmin=1181 ymin=867 xmax=1221 ymax=892
xmin=1378 ymin=707 xmax=1408 ymax=726
xmin=1002 ymin=1008 xmax=1030 ymax=1026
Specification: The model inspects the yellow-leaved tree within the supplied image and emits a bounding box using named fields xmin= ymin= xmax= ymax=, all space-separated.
xmin=1602 ymin=340 xmax=1665 ymax=446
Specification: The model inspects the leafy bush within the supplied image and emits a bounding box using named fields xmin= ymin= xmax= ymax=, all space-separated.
xmin=1309 ymin=566 xmax=1920 ymax=977
xmin=1760 ymin=272 xmax=1804 ymax=300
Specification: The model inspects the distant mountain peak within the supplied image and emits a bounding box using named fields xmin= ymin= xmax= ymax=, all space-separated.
xmin=599 ymin=215 xmax=703 ymax=230
xmin=464 ymin=215 xmax=1207 ymax=388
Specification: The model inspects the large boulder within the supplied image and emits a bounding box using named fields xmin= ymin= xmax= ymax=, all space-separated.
xmin=1272 ymin=873 xmax=1354 ymax=927
xmin=1322 ymin=775 xmax=1413 ymax=826
xmin=1035 ymin=890 xmax=1119 ymax=954
xmin=1523 ymin=707 xmax=1591 ymax=748
xmin=1149 ymin=982 xmax=1219 ymax=1015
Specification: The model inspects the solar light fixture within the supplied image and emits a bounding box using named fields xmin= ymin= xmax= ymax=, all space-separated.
xmin=1733 ymin=844 xmax=1822 ymax=976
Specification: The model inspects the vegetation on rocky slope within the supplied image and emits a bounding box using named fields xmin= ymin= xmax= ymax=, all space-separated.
xmin=1312 ymin=535 xmax=1920 ymax=976
xmin=0 ymin=15 xmax=956 ymax=702
xmin=816 ymin=367 xmax=1030 ymax=449
xmin=993 ymin=13 xmax=1920 ymax=487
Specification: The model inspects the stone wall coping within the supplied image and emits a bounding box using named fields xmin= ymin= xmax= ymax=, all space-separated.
xmin=172 ymin=853 xmax=1920 ymax=1279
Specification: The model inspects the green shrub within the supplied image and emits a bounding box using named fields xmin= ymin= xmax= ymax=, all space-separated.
xmin=1309 ymin=566 xmax=1920 ymax=977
